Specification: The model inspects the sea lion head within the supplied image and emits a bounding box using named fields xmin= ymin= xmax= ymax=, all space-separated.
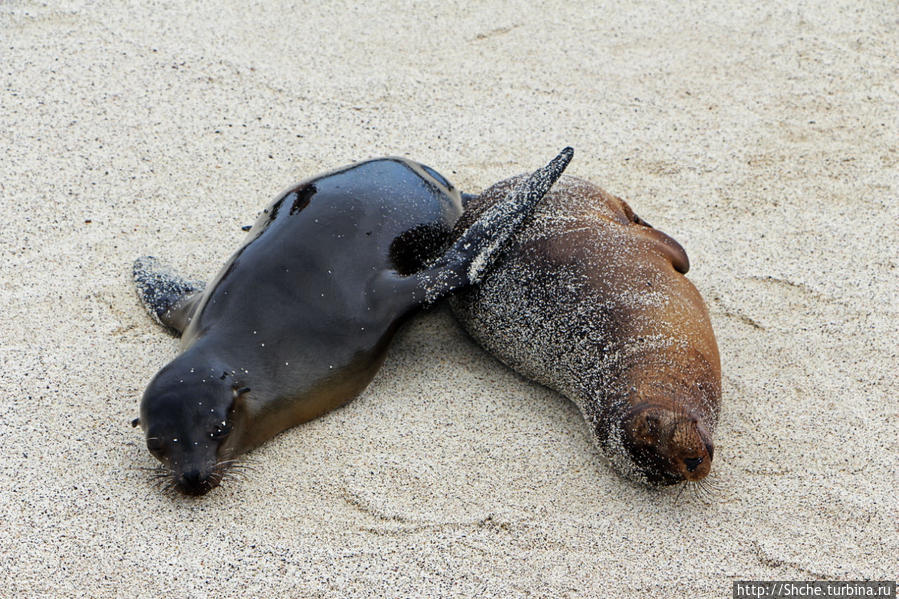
xmin=617 ymin=402 xmax=715 ymax=486
xmin=135 ymin=365 xmax=249 ymax=496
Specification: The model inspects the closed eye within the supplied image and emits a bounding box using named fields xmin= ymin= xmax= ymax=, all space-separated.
xmin=210 ymin=424 xmax=232 ymax=439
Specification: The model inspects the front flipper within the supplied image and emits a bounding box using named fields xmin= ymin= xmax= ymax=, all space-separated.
xmin=381 ymin=147 xmax=574 ymax=305
xmin=132 ymin=256 xmax=206 ymax=335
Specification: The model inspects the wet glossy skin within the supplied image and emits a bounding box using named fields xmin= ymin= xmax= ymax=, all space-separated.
xmin=139 ymin=158 xmax=464 ymax=493
xmin=183 ymin=157 xmax=464 ymax=397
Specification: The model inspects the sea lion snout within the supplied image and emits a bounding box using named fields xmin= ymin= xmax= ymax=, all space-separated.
xmin=139 ymin=369 xmax=242 ymax=495
xmin=669 ymin=417 xmax=714 ymax=482
xmin=683 ymin=456 xmax=703 ymax=472
xmin=624 ymin=405 xmax=714 ymax=484
xmin=150 ymin=435 xmax=231 ymax=496
xmin=175 ymin=466 xmax=220 ymax=496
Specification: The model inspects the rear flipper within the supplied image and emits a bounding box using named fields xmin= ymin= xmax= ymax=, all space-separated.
xmin=385 ymin=147 xmax=573 ymax=305
xmin=132 ymin=256 xmax=206 ymax=335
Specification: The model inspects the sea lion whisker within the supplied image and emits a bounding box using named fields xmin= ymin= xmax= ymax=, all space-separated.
xmin=689 ymin=481 xmax=714 ymax=505
xmin=143 ymin=463 xmax=174 ymax=487
xmin=221 ymin=460 xmax=252 ymax=478
xmin=700 ymin=478 xmax=720 ymax=498
xmin=674 ymin=481 xmax=688 ymax=505
xmin=689 ymin=483 xmax=701 ymax=504
xmin=134 ymin=465 xmax=167 ymax=472
xmin=698 ymin=477 xmax=721 ymax=493
xmin=222 ymin=471 xmax=247 ymax=484
xmin=213 ymin=457 xmax=257 ymax=482
xmin=222 ymin=466 xmax=251 ymax=478
xmin=226 ymin=462 xmax=258 ymax=473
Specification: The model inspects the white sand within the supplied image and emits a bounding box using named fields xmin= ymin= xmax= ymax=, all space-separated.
xmin=1 ymin=1 xmax=896 ymax=597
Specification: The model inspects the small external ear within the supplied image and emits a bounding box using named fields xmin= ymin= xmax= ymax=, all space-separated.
xmin=131 ymin=418 xmax=140 ymax=428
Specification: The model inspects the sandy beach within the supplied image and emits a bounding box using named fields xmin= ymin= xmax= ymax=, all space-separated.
xmin=1 ymin=1 xmax=896 ymax=597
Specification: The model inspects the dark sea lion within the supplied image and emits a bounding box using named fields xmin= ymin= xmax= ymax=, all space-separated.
xmin=449 ymin=174 xmax=721 ymax=487
xmin=132 ymin=148 xmax=573 ymax=495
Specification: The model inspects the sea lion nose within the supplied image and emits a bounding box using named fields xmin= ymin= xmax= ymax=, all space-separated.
xmin=684 ymin=457 xmax=703 ymax=472
xmin=177 ymin=469 xmax=209 ymax=495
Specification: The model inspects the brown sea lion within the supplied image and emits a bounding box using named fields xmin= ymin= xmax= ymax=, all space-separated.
xmin=132 ymin=148 xmax=573 ymax=495
xmin=449 ymin=174 xmax=721 ymax=486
